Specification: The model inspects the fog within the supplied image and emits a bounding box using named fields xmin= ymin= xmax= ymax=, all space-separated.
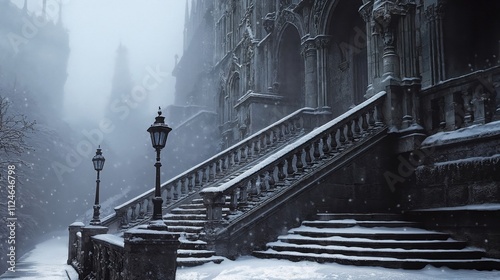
xmin=11 ymin=0 xmax=184 ymax=123
xmin=0 ymin=0 xmax=187 ymax=273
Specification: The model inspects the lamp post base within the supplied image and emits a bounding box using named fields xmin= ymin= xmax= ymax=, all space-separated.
xmin=89 ymin=204 xmax=101 ymax=225
xmin=148 ymin=220 xmax=168 ymax=230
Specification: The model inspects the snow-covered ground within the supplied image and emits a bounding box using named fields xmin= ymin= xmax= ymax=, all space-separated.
xmin=0 ymin=232 xmax=78 ymax=280
xmin=177 ymin=256 xmax=500 ymax=280
xmin=1 ymin=232 xmax=500 ymax=279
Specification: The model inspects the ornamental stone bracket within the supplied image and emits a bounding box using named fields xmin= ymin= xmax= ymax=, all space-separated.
xmin=372 ymin=0 xmax=414 ymax=46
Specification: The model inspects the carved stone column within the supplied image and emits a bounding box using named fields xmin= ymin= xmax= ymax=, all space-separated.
xmin=425 ymin=2 xmax=446 ymax=84
xmin=315 ymin=35 xmax=331 ymax=110
xmin=359 ymin=1 xmax=376 ymax=97
xmin=372 ymin=0 xmax=405 ymax=81
xmin=301 ymin=38 xmax=318 ymax=108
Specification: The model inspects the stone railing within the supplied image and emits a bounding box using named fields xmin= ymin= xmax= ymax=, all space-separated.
xmin=68 ymin=224 xmax=180 ymax=280
xmin=102 ymin=107 xmax=317 ymax=231
xmin=200 ymin=91 xmax=387 ymax=229
xmin=91 ymin=235 xmax=125 ymax=280
xmin=421 ymin=66 xmax=500 ymax=134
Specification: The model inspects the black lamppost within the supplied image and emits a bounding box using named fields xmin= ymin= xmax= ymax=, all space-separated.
xmin=90 ymin=146 xmax=105 ymax=225
xmin=147 ymin=107 xmax=172 ymax=229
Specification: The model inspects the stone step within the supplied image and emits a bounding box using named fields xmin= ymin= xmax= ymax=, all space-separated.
xmin=171 ymin=208 xmax=206 ymax=215
xmin=164 ymin=219 xmax=206 ymax=227
xmin=265 ymin=242 xmax=485 ymax=260
xmin=178 ymin=203 xmax=205 ymax=209
xmin=253 ymin=250 xmax=500 ymax=270
xmin=277 ymin=234 xmax=468 ymax=250
xmin=178 ymin=239 xmax=208 ymax=250
xmin=302 ymin=220 xmax=420 ymax=228
xmin=316 ymin=213 xmax=404 ymax=221
xmin=177 ymin=256 xmax=225 ymax=268
xmin=164 ymin=213 xmax=207 ymax=220
xmin=290 ymin=226 xmax=450 ymax=240
xmin=167 ymin=225 xmax=204 ymax=233
xmin=177 ymin=249 xmax=218 ymax=258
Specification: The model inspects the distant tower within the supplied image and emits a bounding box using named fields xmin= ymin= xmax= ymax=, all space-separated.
xmin=183 ymin=0 xmax=189 ymax=51
xmin=42 ymin=0 xmax=46 ymax=17
xmin=22 ymin=0 xmax=28 ymax=13
xmin=57 ymin=0 xmax=63 ymax=26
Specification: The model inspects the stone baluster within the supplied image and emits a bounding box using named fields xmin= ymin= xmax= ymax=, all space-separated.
xmin=313 ymin=140 xmax=321 ymax=161
xmin=192 ymin=170 xmax=201 ymax=189
xmin=165 ymin=185 xmax=172 ymax=204
xmin=187 ymin=174 xmax=194 ymax=193
xmin=361 ymin=111 xmax=369 ymax=135
xmin=277 ymin=161 xmax=286 ymax=184
xmin=229 ymin=189 xmax=238 ymax=212
xmin=249 ymin=178 xmax=259 ymax=201
xmin=346 ymin=121 xmax=354 ymax=144
xmin=375 ymin=104 xmax=384 ymax=127
xmin=368 ymin=108 xmax=376 ymax=130
xmin=240 ymin=146 xmax=247 ymax=163
xmin=286 ymin=155 xmax=295 ymax=178
xmin=339 ymin=126 xmax=347 ymax=148
xmin=295 ymin=150 xmax=304 ymax=172
xmin=147 ymin=198 xmax=153 ymax=215
xmin=266 ymin=131 xmax=272 ymax=146
xmin=322 ymin=134 xmax=330 ymax=156
xmin=329 ymin=129 xmax=338 ymax=153
xmin=353 ymin=116 xmax=361 ymax=140
xmin=239 ymin=182 xmax=249 ymax=205
xmin=304 ymin=146 xmax=312 ymax=167
xmin=267 ymin=168 xmax=276 ymax=190
xmin=138 ymin=201 xmax=145 ymax=219
xmin=260 ymin=173 xmax=268 ymax=193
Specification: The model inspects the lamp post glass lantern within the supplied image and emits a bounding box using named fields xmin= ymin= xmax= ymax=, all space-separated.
xmin=147 ymin=107 xmax=172 ymax=229
xmin=90 ymin=146 xmax=105 ymax=225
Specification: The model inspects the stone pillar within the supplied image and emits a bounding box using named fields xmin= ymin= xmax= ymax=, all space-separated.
xmin=81 ymin=225 xmax=108 ymax=279
xmin=359 ymin=1 xmax=376 ymax=97
xmin=67 ymin=222 xmax=84 ymax=265
xmin=315 ymin=35 xmax=331 ymax=110
xmin=124 ymin=228 xmax=180 ymax=280
xmin=301 ymin=38 xmax=318 ymax=108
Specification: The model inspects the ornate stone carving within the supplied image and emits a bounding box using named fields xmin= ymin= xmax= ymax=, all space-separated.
xmin=301 ymin=38 xmax=317 ymax=57
xmin=276 ymin=9 xmax=300 ymax=35
xmin=263 ymin=12 xmax=276 ymax=34
xmin=315 ymin=35 xmax=331 ymax=49
xmin=313 ymin=0 xmax=327 ymax=31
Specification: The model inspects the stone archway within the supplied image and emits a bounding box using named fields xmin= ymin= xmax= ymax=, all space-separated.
xmin=277 ymin=24 xmax=305 ymax=109
xmin=325 ymin=0 xmax=368 ymax=114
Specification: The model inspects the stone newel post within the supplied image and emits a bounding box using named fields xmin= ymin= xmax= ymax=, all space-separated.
xmin=67 ymin=222 xmax=84 ymax=265
xmin=124 ymin=228 xmax=180 ymax=280
xmin=81 ymin=225 xmax=108 ymax=279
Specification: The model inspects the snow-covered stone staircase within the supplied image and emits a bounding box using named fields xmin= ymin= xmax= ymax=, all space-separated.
xmin=165 ymin=198 xmax=227 ymax=267
xmin=253 ymin=213 xmax=500 ymax=270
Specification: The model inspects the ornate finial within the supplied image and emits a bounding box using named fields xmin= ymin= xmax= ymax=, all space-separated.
xmin=158 ymin=106 xmax=162 ymax=116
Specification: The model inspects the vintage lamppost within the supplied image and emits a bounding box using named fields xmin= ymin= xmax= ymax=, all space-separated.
xmin=147 ymin=107 xmax=172 ymax=229
xmin=90 ymin=146 xmax=105 ymax=225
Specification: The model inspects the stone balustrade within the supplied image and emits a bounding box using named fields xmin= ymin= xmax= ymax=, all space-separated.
xmin=200 ymin=91 xmax=387 ymax=228
xmin=101 ymin=107 xmax=316 ymax=231
xmin=68 ymin=226 xmax=180 ymax=280
xmin=421 ymin=66 xmax=500 ymax=134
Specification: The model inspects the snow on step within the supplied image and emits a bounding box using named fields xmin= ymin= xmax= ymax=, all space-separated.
xmin=254 ymin=213 xmax=500 ymax=270
xmin=253 ymin=249 xmax=500 ymax=270
xmin=167 ymin=225 xmax=204 ymax=233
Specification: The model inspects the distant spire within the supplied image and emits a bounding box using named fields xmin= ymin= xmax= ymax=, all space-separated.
xmin=184 ymin=0 xmax=189 ymax=26
xmin=22 ymin=0 xmax=28 ymax=13
xmin=57 ymin=0 xmax=63 ymax=26
xmin=42 ymin=0 xmax=47 ymax=17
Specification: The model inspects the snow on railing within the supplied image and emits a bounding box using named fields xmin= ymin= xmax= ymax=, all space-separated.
xmin=421 ymin=66 xmax=500 ymax=133
xmin=91 ymin=235 xmax=125 ymax=279
xmin=199 ymin=91 xmax=387 ymax=227
xmin=101 ymin=107 xmax=316 ymax=230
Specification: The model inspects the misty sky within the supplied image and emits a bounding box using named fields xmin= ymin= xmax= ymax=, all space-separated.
xmin=10 ymin=0 xmax=185 ymax=124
